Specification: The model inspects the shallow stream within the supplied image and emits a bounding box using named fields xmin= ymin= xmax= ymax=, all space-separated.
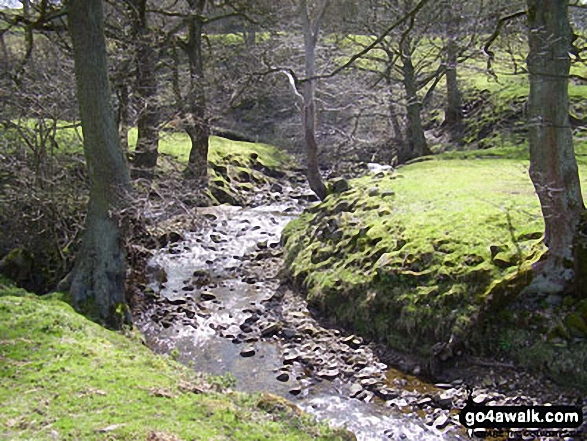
xmin=137 ymin=187 xmax=465 ymax=440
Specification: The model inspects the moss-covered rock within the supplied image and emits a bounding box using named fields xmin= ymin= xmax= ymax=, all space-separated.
xmin=292 ymin=155 xmax=580 ymax=371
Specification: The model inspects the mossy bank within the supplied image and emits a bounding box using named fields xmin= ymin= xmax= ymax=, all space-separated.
xmin=0 ymin=279 xmax=352 ymax=441
xmin=282 ymin=148 xmax=587 ymax=390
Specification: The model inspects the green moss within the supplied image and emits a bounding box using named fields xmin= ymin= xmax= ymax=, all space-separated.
xmin=0 ymin=293 xmax=348 ymax=440
xmin=283 ymin=158 xmax=545 ymax=355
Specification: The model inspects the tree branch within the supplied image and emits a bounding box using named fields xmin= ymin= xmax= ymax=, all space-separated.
xmin=300 ymin=0 xmax=430 ymax=83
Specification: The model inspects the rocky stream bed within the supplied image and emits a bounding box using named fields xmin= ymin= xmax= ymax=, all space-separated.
xmin=135 ymin=175 xmax=586 ymax=441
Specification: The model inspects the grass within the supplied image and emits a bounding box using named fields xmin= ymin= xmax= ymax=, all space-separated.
xmin=0 ymin=284 xmax=351 ymax=441
xmin=282 ymin=151 xmax=587 ymax=387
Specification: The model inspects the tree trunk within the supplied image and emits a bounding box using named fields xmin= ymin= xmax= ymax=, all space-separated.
xmin=116 ymin=82 xmax=129 ymax=151
xmin=443 ymin=38 xmax=463 ymax=143
xmin=132 ymin=0 xmax=160 ymax=171
xmin=400 ymin=38 xmax=429 ymax=162
xmin=301 ymin=0 xmax=328 ymax=201
xmin=387 ymin=78 xmax=404 ymax=146
xmin=184 ymin=0 xmax=209 ymax=181
xmin=526 ymin=0 xmax=585 ymax=293
xmin=67 ymin=0 xmax=132 ymax=328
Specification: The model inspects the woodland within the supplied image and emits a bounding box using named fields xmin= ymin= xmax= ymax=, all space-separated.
xmin=1 ymin=0 xmax=587 ymax=440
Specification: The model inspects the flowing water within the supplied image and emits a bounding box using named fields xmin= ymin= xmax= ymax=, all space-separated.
xmin=137 ymin=189 xmax=465 ymax=440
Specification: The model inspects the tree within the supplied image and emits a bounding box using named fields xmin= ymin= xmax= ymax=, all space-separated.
xmin=129 ymin=0 xmax=160 ymax=172
xmin=300 ymin=0 xmax=328 ymax=200
xmin=67 ymin=0 xmax=132 ymax=328
xmin=525 ymin=0 xmax=585 ymax=294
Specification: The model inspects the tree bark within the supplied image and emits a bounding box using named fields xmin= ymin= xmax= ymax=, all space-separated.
xmin=115 ymin=82 xmax=129 ymax=151
xmin=67 ymin=0 xmax=132 ymax=328
xmin=526 ymin=0 xmax=585 ymax=292
xmin=184 ymin=0 xmax=209 ymax=181
xmin=301 ymin=0 xmax=328 ymax=201
xmin=443 ymin=38 xmax=463 ymax=143
xmin=132 ymin=0 xmax=160 ymax=171
xmin=399 ymin=37 xmax=430 ymax=162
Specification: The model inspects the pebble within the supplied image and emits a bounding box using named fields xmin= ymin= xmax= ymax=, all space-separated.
xmin=240 ymin=347 xmax=256 ymax=357
xmin=276 ymin=372 xmax=289 ymax=382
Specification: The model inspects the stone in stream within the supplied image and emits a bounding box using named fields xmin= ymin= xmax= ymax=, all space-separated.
xmin=374 ymin=387 xmax=398 ymax=400
xmin=167 ymin=297 xmax=188 ymax=306
xmin=192 ymin=269 xmax=212 ymax=287
xmin=435 ymin=389 xmax=457 ymax=408
xmin=433 ymin=414 xmax=450 ymax=429
xmin=239 ymin=323 xmax=253 ymax=333
xmin=288 ymin=387 xmax=302 ymax=396
xmin=349 ymin=383 xmax=364 ymax=398
xmin=283 ymin=353 xmax=299 ymax=365
xmin=276 ymin=372 xmax=289 ymax=382
xmin=260 ymin=322 xmax=281 ymax=338
xmin=359 ymin=377 xmax=379 ymax=389
xmin=341 ymin=334 xmax=363 ymax=349
xmin=210 ymin=234 xmax=223 ymax=243
xmin=200 ymin=292 xmax=216 ymax=301
xmin=281 ymin=328 xmax=298 ymax=339
xmin=316 ymin=368 xmax=339 ymax=380
xmin=240 ymin=347 xmax=256 ymax=357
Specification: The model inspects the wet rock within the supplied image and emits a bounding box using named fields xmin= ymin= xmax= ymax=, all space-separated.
xmin=192 ymin=269 xmax=212 ymax=287
xmin=374 ymin=387 xmax=398 ymax=400
xmin=167 ymin=297 xmax=188 ymax=306
xmin=349 ymin=383 xmax=364 ymax=398
xmin=288 ymin=387 xmax=302 ymax=396
xmin=260 ymin=322 xmax=282 ymax=338
xmin=283 ymin=353 xmax=299 ymax=365
xmin=158 ymin=231 xmax=183 ymax=247
xmin=270 ymin=183 xmax=283 ymax=193
xmin=210 ymin=234 xmax=223 ymax=243
xmin=317 ymin=368 xmax=339 ymax=380
xmin=341 ymin=335 xmax=363 ymax=349
xmin=417 ymin=397 xmax=433 ymax=407
xmin=435 ymin=389 xmax=457 ymax=408
xmin=280 ymin=328 xmax=298 ymax=339
xmin=433 ymin=414 xmax=449 ymax=429
xmin=240 ymin=347 xmax=256 ymax=357
xmin=381 ymin=190 xmax=395 ymax=198
xmin=276 ymin=372 xmax=289 ymax=382
xmin=359 ymin=377 xmax=379 ymax=389
xmin=200 ymin=292 xmax=216 ymax=301
xmin=300 ymin=324 xmax=320 ymax=336
xmin=239 ymin=323 xmax=253 ymax=333
xmin=473 ymin=393 xmax=491 ymax=405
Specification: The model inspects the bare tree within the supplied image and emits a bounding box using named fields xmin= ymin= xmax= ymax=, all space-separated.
xmin=67 ymin=0 xmax=132 ymax=328
xmin=300 ymin=0 xmax=328 ymax=200
xmin=526 ymin=0 xmax=585 ymax=295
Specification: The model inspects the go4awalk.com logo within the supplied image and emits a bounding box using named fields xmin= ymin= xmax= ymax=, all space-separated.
xmin=458 ymin=392 xmax=584 ymax=438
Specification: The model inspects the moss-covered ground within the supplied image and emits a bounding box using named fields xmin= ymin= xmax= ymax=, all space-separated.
xmin=0 ymin=278 xmax=351 ymax=441
xmin=282 ymin=150 xmax=587 ymax=389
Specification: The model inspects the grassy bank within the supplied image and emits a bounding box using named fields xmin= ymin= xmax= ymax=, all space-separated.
xmin=282 ymin=150 xmax=587 ymax=389
xmin=0 ymin=281 xmax=351 ymax=440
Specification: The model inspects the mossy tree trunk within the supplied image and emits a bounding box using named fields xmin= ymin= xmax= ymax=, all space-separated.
xmin=301 ymin=0 xmax=328 ymax=201
xmin=67 ymin=0 xmax=132 ymax=328
xmin=182 ymin=0 xmax=209 ymax=181
xmin=526 ymin=0 xmax=586 ymax=295
xmin=399 ymin=37 xmax=430 ymax=162
xmin=131 ymin=0 xmax=160 ymax=172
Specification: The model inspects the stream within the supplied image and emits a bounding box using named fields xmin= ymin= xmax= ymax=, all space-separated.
xmin=137 ymin=184 xmax=466 ymax=441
